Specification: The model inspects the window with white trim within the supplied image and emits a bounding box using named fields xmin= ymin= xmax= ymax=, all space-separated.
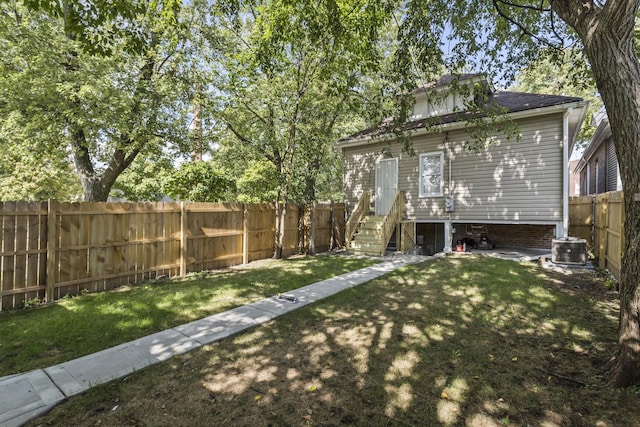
xmin=419 ymin=151 xmax=444 ymax=197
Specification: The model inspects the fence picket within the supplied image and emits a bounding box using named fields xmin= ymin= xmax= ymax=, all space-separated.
xmin=0 ymin=201 xmax=344 ymax=310
xmin=569 ymin=191 xmax=625 ymax=280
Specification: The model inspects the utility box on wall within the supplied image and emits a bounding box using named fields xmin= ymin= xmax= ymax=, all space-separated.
xmin=551 ymin=237 xmax=587 ymax=265
xmin=445 ymin=197 xmax=455 ymax=212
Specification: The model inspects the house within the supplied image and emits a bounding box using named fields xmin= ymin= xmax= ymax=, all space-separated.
xmin=574 ymin=109 xmax=622 ymax=195
xmin=338 ymin=73 xmax=588 ymax=255
xmin=568 ymin=155 xmax=581 ymax=196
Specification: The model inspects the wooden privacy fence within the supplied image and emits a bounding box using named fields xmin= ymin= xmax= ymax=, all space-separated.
xmin=569 ymin=191 xmax=625 ymax=279
xmin=0 ymin=201 xmax=345 ymax=311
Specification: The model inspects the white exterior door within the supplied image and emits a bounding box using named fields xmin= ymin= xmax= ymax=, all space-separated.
xmin=375 ymin=158 xmax=398 ymax=216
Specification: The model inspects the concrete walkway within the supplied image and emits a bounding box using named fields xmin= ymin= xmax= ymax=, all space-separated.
xmin=0 ymin=254 xmax=428 ymax=427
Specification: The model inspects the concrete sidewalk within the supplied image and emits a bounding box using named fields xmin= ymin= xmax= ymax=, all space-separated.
xmin=0 ymin=254 xmax=428 ymax=427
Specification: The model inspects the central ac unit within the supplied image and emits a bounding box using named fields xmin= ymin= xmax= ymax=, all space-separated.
xmin=551 ymin=237 xmax=587 ymax=265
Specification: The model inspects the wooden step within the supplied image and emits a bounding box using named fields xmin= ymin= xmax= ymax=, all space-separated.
xmin=353 ymin=233 xmax=382 ymax=244
xmin=349 ymin=240 xmax=385 ymax=256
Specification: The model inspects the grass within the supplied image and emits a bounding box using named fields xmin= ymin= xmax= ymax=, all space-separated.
xmin=0 ymin=254 xmax=377 ymax=377
xmin=29 ymin=255 xmax=640 ymax=427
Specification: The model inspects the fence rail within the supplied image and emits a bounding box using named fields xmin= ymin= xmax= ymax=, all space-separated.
xmin=569 ymin=191 xmax=624 ymax=279
xmin=0 ymin=201 xmax=344 ymax=311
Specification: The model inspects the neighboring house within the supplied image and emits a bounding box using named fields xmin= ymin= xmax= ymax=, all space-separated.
xmin=568 ymin=151 xmax=582 ymax=196
xmin=338 ymin=73 xmax=588 ymax=255
xmin=574 ymin=109 xmax=622 ymax=195
xmin=568 ymin=158 xmax=581 ymax=196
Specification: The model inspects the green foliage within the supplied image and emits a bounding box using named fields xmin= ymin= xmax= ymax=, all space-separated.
xmin=111 ymin=155 xmax=173 ymax=201
xmin=22 ymin=296 xmax=42 ymax=309
xmin=0 ymin=130 xmax=81 ymax=201
xmin=509 ymin=49 xmax=601 ymax=148
xmin=602 ymin=270 xmax=619 ymax=292
xmin=0 ymin=1 xmax=196 ymax=201
xmin=236 ymin=160 xmax=278 ymax=203
xmin=21 ymin=0 xmax=182 ymax=55
xmin=163 ymin=161 xmax=236 ymax=202
xmin=208 ymin=0 xmax=392 ymax=208
xmin=395 ymin=1 xmax=575 ymax=87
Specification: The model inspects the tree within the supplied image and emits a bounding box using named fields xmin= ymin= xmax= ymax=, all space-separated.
xmin=210 ymin=0 xmax=389 ymax=258
xmin=553 ymin=0 xmax=640 ymax=388
xmin=0 ymin=1 xmax=194 ymax=201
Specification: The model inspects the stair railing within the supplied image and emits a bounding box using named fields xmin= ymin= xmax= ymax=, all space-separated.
xmin=345 ymin=191 xmax=371 ymax=248
xmin=379 ymin=191 xmax=406 ymax=255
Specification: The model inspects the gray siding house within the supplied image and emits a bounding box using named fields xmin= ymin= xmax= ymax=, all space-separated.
xmin=338 ymin=74 xmax=588 ymax=254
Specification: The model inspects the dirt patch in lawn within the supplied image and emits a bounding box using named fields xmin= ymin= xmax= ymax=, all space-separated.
xmin=31 ymin=255 xmax=640 ymax=427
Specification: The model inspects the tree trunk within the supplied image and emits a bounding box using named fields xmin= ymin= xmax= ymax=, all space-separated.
xmin=273 ymin=165 xmax=293 ymax=259
xmin=273 ymin=198 xmax=285 ymax=259
xmin=72 ymin=132 xmax=141 ymax=202
xmin=79 ymin=176 xmax=111 ymax=202
xmin=578 ymin=11 xmax=640 ymax=387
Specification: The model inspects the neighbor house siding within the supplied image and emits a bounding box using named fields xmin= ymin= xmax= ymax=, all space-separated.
xmin=579 ymin=142 xmax=607 ymax=195
xmin=341 ymin=113 xmax=565 ymax=223
xmin=606 ymin=138 xmax=619 ymax=192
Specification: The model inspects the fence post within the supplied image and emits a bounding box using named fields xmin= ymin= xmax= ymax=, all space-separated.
xmin=309 ymin=203 xmax=316 ymax=255
xmin=599 ymin=194 xmax=608 ymax=270
xmin=45 ymin=199 xmax=57 ymax=302
xmin=329 ymin=202 xmax=335 ymax=250
xmin=180 ymin=202 xmax=188 ymax=276
xmin=243 ymin=204 xmax=249 ymax=264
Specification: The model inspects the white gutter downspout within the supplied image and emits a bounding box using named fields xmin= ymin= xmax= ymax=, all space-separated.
xmin=444 ymin=155 xmax=454 ymax=253
xmin=562 ymin=109 xmax=571 ymax=238
xmin=444 ymin=135 xmax=453 ymax=253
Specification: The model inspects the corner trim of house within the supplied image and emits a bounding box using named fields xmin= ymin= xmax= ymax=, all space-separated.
xmin=562 ymin=109 xmax=571 ymax=238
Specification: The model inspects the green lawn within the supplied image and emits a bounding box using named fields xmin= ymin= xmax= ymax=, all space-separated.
xmin=0 ymin=255 xmax=377 ymax=377
xmin=29 ymin=255 xmax=640 ymax=427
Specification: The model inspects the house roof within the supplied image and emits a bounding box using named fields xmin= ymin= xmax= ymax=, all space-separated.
xmin=340 ymin=90 xmax=585 ymax=143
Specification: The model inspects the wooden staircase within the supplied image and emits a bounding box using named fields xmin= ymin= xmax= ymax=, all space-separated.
xmin=345 ymin=191 xmax=406 ymax=256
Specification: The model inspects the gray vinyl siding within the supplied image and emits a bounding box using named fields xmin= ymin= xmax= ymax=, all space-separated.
xmin=342 ymin=143 xmax=398 ymax=211
xmin=341 ymin=113 xmax=565 ymax=223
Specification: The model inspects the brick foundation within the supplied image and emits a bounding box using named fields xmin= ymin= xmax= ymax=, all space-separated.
xmin=456 ymin=223 xmax=556 ymax=250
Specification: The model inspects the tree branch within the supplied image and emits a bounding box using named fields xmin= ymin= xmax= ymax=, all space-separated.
xmin=548 ymin=0 xmax=598 ymax=33
xmin=492 ymin=0 xmax=564 ymax=49
xmin=69 ymin=128 xmax=94 ymax=176
xmin=241 ymin=100 xmax=270 ymax=127
xmin=495 ymin=0 xmax=551 ymax=12
xmin=219 ymin=113 xmax=277 ymax=164
xmin=549 ymin=0 xmax=638 ymax=45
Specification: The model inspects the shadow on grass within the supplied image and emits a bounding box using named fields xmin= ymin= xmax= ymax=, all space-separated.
xmin=0 ymin=255 xmax=376 ymax=377
xmin=31 ymin=255 xmax=640 ymax=427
